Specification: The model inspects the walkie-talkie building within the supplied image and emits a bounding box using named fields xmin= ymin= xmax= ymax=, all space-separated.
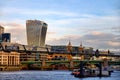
xmin=26 ymin=20 xmax=48 ymax=47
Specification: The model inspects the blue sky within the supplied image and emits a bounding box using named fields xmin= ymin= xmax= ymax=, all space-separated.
xmin=0 ymin=0 xmax=120 ymax=51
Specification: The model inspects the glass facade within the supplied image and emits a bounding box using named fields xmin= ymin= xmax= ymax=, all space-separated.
xmin=26 ymin=20 xmax=48 ymax=47
xmin=2 ymin=33 xmax=11 ymax=42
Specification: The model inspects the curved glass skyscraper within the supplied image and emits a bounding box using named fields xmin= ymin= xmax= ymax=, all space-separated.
xmin=26 ymin=20 xmax=48 ymax=47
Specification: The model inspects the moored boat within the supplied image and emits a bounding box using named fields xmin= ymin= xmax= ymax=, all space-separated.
xmin=72 ymin=67 xmax=111 ymax=78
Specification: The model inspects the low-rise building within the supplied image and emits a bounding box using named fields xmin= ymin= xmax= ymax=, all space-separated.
xmin=47 ymin=53 xmax=72 ymax=61
xmin=0 ymin=51 xmax=20 ymax=71
xmin=0 ymin=51 xmax=20 ymax=66
xmin=39 ymin=53 xmax=48 ymax=61
xmin=20 ymin=53 xmax=36 ymax=61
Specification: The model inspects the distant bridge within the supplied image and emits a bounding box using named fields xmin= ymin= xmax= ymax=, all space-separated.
xmin=0 ymin=43 xmax=120 ymax=70
xmin=21 ymin=60 xmax=120 ymax=65
xmin=0 ymin=43 xmax=120 ymax=57
xmin=20 ymin=60 xmax=120 ymax=70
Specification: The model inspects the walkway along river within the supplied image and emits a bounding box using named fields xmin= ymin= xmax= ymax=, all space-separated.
xmin=0 ymin=70 xmax=120 ymax=80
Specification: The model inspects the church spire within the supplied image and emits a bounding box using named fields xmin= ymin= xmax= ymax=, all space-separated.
xmin=67 ymin=40 xmax=72 ymax=53
xmin=68 ymin=40 xmax=72 ymax=46
xmin=80 ymin=41 xmax=82 ymax=47
xmin=79 ymin=41 xmax=84 ymax=53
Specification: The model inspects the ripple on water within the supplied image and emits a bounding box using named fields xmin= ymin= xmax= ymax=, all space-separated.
xmin=0 ymin=71 xmax=120 ymax=80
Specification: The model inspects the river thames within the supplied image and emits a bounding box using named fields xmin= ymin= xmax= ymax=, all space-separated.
xmin=0 ymin=70 xmax=120 ymax=80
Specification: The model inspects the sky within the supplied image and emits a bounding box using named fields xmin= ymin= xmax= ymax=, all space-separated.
xmin=0 ymin=0 xmax=120 ymax=52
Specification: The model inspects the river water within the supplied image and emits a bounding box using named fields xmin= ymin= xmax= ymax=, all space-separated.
xmin=0 ymin=70 xmax=120 ymax=80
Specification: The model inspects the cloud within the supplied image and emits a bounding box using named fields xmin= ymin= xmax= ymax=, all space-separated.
xmin=91 ymin=31 xmax=103 ymax=35
xmin=2 ymin=7 xmax=78 ymax=17
xmin=111 ymin=26 xmax=120 ymax=34
xmin=0 ymin=22 xmax=24 ymax=28
xmin=47 ymin=31 xmax=56 ymax=34
xmin=0 ymin=1 xmax=4 ymax=16
xmin=47 ymin=15 xmax=120 ymax=29
xmin=1 ymin=6 xmax=120 ymax=52
xmin=1 ymin=15 xmax=120 ymax=49
xmin=0 ymin=21 xmax=27 ymax=44
xmin=45 ymin=15 xmax=120 ymax=43
xmin=108 ymin=41 xmax=120 ymax=47
xmin=7 ymin=27 xmax=27 ymax=44
xmin=46 ymin=31 xmax=120 ymax=51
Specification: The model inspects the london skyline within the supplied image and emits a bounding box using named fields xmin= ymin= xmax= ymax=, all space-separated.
xmin=0 ymin=0 xmax=120 ymax=51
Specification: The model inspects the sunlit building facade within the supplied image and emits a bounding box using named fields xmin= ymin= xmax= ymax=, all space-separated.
xmin=26 ymin=20 xmax=48 ymax=46
xmin=0 ymin=51 xmax=20 ymax=66
xmin=0 ymin=25 xmax=4 ymax=35
xmin=0 ymin=25 xmax=4 ymax=42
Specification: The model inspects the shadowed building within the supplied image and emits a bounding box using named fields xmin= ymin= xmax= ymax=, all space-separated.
xmin=0 ymin=26 xmax=11 ymax=43
xmin=2 ymin=33 xmax=11 ymax=42
xmin=26 ymin=20 xmax=48 ymax=47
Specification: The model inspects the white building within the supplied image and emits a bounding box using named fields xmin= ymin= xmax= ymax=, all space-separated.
xmin=0 ymin=51 xmax=20 ymax=66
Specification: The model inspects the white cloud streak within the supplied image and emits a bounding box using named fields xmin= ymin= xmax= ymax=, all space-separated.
xmin=2 ymin=7 xmax=79 ymax=17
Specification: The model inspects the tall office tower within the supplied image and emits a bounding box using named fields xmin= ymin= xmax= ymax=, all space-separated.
xmin=26 ymin=20 xmax=48 ymax=47
xmin=0 ymin=25 xmax=4 ymax=42
xmin=0 ymin=25 xmax=4 ymax=34
xmin=2 ymin=33 xmax=11 ymax=42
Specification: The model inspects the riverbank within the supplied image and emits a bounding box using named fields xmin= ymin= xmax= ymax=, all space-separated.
xmin=0 ymin=66 xmax=21 ymax=71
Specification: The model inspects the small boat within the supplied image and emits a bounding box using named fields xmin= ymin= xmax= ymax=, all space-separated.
xmin=71 ymin=69 xmax=80 ymax=75
xmin=72 ymin=67 xmax=111 ymax=78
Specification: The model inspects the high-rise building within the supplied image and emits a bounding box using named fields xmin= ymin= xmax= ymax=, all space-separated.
xmin=2 ymin=33 xmax=11 ymax=42
xmin=0 ymin=25 xmax=4 ymax=42
xmin=0 ymin=25 xmax=4 ymax=34
xmin=26 ymin=20 xmax=48 ymax=46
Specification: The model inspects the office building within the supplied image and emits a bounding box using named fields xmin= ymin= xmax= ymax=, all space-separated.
xmin=26 ymin=20 xmax=48 ymax=46
xmin=0 ymin=25 xmax=4 ymax=42
xmin=0 ymin=25 xmax=4 ymax=34
xmin=2 ymin=33 xmax=11 ymax=42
